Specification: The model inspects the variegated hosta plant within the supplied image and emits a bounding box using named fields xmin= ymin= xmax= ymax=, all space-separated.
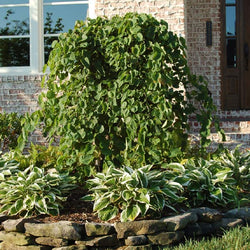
xmin=0 ymin=163 xmax=76 ymax=217
xmin=82 ymin=165 xmax=184 ymax=222
xmin=172 ymin=158 xmax=243 ymax=207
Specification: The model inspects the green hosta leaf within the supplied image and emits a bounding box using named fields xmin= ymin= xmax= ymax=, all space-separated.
xmin=98 ymin=205 xmax=119 ymax=221
xmin=214 ymin=168 xmax=231 ymax=183
xmin=137 ymin=202 xmax=149 ymax=216
xmin=15 ymin=199 xmax=24 ymax=213
xmin=137 ymin=170 xmax=148 ymax=188
xmin=81 ymin=195 xmax=94 ymax=201
xmin=93 ymin=197 xmax=110 ymax=212
xmin=163 ymin=163 xmax=185 ymax=173
xmin=122 ymin=190 xmax=135 ymax=201
xmin=161 ymin=188 xmax=180 ymax=201
xmin=121 ymin=204 xmax=141 ymax=222
xmin=210 ymin=187 xmax=223 ymax=201
xmin=0 ymin=173 xmax=5 ymax=181
xmin=137 ymin=192 xmax=150 ymax=204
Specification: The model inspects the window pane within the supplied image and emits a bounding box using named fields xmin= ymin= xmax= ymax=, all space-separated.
xmin=226 ymin=38 xmax=237 ymax=68
xmin=0 ymin=7 xmax=29 ymax=36
xmin=0 ymin=0 xmax=29 ymax=4
xmin=0 ymin=38 xmax=30 ymax=66
xmin=44 ymin=4 xmax=88 ymax=34
xmin=226 ymin=0 xmax=236 ymax=4
xmin=226 ymin=6 xmax=236 ymax=36
xmin=44 ymin=36 xmax=58 ymax=63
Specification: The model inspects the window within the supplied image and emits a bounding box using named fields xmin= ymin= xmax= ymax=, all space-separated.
xmin=225 ymin=0 xmax=237 ymax=68
xmin=0 ymin=0 xmax=95 ymax=75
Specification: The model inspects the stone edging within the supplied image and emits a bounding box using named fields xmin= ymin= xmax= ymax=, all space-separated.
xmin=0 ymin=207 xmax=249 ymax=250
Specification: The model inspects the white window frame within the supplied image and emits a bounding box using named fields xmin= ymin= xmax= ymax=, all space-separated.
xmin=0 ymin=0 xmax=95 ymax=76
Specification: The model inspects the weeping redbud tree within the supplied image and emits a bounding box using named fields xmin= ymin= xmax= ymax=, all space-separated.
xmin=18 ymin=13 xmax=224 ymax=179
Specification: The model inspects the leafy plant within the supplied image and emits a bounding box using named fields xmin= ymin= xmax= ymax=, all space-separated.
xmin=0 ymin=157 xmax=20 ymax=180
xmin=216 ymin=147 xmax=250 ymax=191
xmin=0 ymin=164 xmax=76 ymax=217
xmin=171 ymin=158 xmax=242 ymax=207
xmin=0 ymin=112 xmax=23 ymax=152
xmin=17 ymin=13 xmax=224 ymax=179
xmin=8 ymin=144 xmax=63 ymax=171
xmin=82 ymin=164 xmax=184 ymax=222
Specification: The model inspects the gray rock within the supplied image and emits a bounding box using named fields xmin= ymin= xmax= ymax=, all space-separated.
xmin=147 ymin=231 xmax=184 ymax=245
xmin=114 ymin=220 xmax=167 ymax=239
xmin=212 ymin=218 xmax=244 ymax=234
xmin=0 ymin=214 xmax=10 ymax=223
xmin=185 ymin=222 xmax=213 ymax=236
xmin=52 ymin=246 xmax=87 ymax=250
xmin=25 ymin=221 xmax=85 ymax=240
xmin=0 ymin=231 xmax=35 ymax=245
xmin=35 ymin=237 xmax=68 ymax=247
xmin=76 ymin=234 xmax=119 ymax=247
xmin=85 ymin=222 xmax=115 ymax=236
xmin=125 ymin=235 xmax=148 ymax=246
xmin=161 ymin=212 xmax=198 ymax=231
xmin=189 ymin=207 xmax=222 ymax=222
xmin=224 ymin=207 xmax=250 ymax=224
xmin=198 ymin=222 xmax=213 ymax=235
xmin=0 ymin=242 xmax=50 ymax=250
xmin=184 ymin=223 xmax=202 ymax=237
xmin=3 ymin=218 xmax=36 ymax=233
xmin=124 ymin=245 xmax=152 ymax=250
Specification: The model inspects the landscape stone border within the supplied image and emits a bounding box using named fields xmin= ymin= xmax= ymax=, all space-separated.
xmin=0 ymin=207 xmax=249 ymax=250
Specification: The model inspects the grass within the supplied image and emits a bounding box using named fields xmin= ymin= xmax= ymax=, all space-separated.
xmin=161 ymin=226 xmax=249 ymax=250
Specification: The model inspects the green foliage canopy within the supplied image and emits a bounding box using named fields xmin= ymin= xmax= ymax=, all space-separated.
xmin=19 ymin=13 xmax=223 ymax=178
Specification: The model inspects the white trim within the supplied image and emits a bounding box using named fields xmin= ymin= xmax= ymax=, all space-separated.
xmin=30 ymin=0 xmax=44 ymax=74
xmin=88 ymin=0 xmax=96 ymax=18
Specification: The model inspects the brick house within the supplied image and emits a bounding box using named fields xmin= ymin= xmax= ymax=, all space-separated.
xmin=0 ymin=0 xmax=249 ymax=148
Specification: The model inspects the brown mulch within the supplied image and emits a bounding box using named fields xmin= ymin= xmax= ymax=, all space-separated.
xmin=35 ymin=188 xmax=103 ymax=224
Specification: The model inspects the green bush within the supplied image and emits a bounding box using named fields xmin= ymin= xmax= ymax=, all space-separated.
xmin=82 ymin=164 xmax=184 ymax=222
xmin=0 ymin=156 xmax=76 ymax=217
xmin=0 ymin=112 xmax=23 ymax=152
xmin=7 ymin=144 xmax=64 ymax=171
xmin=18 ymin=13 xmax=223 ymax=179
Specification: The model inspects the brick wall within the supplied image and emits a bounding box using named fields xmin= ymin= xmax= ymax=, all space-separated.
xmin=0 ymin=75 xmax=42 ymax=114
xmin=95 ymin=0 xmax=185 ymax=36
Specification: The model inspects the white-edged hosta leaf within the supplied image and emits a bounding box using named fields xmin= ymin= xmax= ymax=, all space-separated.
xmin=15 ymin=199 xmax=24 ymax=213
xmin=98 ymin=205 xmax=119 ymax=221
xmin=210 ymin=187 xmax=223 ymax=201
xmin=137 ymin=202 xmax=149 ymax=216
xmin=81 ymin=194 xmax=94 ymax=201
xmin=138 ymin=192 xmax=150 ymax=204
xmin=121 ymin=204 xmax=140 ymax=222
xmin=0 ymin=173 xmax=5 ymax=181
xmin=122 ymin=190 xmax=135 ymax=201
xmin=93 ymin=197 xmax=110 ymax=212
xmin=163 ymin=163 xmax=185 ymax=173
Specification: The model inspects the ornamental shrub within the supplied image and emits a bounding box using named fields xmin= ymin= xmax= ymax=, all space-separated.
xmin=18 ymin=13 xmax=223 ymax=178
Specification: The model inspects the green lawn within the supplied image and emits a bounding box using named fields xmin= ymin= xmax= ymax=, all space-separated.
xmin=161 ymin=226 xmax=249 ymax=250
